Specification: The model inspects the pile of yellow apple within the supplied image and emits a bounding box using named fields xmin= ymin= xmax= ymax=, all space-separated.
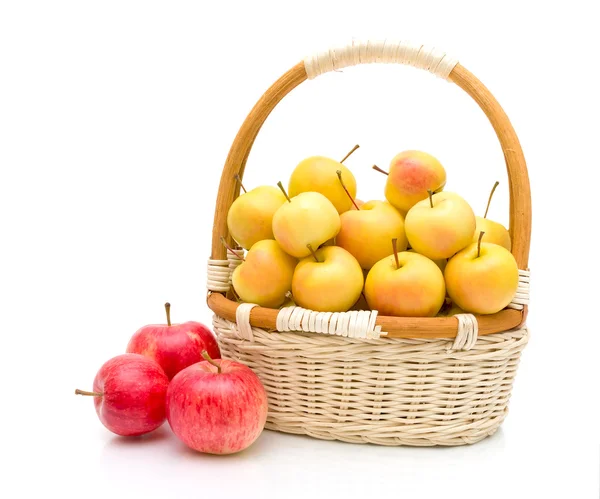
xmin=226 ymin=147 xmax=519 ymax=317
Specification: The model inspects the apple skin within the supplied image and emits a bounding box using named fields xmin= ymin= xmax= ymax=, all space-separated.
xmin=336 ymin=200 xmax=408 ymax=270
xmin=272 ymin=191 xmax=341 ymax=258
xmin=127 ymin=321 xmax=220 ymax=380
xmin=384 ymin=150 xmax=447 ymax=212
xmin=407 ymin=248 xmax=447 ymax=273
xmin=405 ymin=191 xmax=476 ymax=260
xmin=227 ymin=186 xmax=286 ymax=250
xmin=288 ymin=156 xmax=357 ymax=214
xmin=365 ymin=251 xmax=446 ymax=317
xmin=167 ymin=359 xmax=268 ymax=455
xmin=445 ymin=241 xmax=519 ymax=314
xmin=231 ymin=239 xmax=297 ymax=308
xmin=474 ymin=216 xmax=511 ymax=251
xmin=91 ymin=354 xmax=169 ymax=436
xmin=292 ymin=245 xmax=364 ymax=312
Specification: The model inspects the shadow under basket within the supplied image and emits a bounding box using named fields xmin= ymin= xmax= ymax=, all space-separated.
xmin=206 ymin=39 xmax=532 ymax=447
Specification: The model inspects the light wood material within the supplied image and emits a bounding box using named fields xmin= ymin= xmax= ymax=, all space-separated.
xmin=214 ymin=314 xmax=529 ymax=446
xmin=448 ymin=66 xmax=531 ymax=267
xmin=209 ymin=59 xmax=531 ymax=337
xmin=208 ymin=293 xmax=522 ymax=339
xmin=212 ymin=62 xmax=306 ymax=256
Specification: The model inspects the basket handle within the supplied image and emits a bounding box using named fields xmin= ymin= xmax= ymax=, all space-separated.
xmin=211 ymin=40 xmax=532 ymax=269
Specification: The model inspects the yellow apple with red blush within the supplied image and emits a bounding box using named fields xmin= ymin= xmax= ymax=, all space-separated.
xmin=336 ymin=200 xmax=408 ymax=270
xmin=288 ymin=146 xmax=360 ymax=214
xmin=232 ymin=240 xmax=297 ymax=308
xmin=405 ymin=191 xmax=475 ymax=260
xmin=445 ymin=232 xmax=519 ymax=314
xmin=365 ymin=241 xmax=446 ymax=317
xmin=407 ymin=249 xmax=446 ymax=273
xmin=381 ymin=150 xmax=447 ymax=212
xmin=272 ymin=184 xmax=340 ymax=258
xmin=292 ymin=246 xmax=363 ymax=312
xmin=227 ymin=185 xmax=286 ymax=250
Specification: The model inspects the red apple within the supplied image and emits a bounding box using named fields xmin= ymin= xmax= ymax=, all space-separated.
xmin=126 ymin=302 xmax=220 ymax=380
xmin=167 ymin=352 xmax=268 ymax=454
xmin=75 ymin=353 xmax=169 ymax=436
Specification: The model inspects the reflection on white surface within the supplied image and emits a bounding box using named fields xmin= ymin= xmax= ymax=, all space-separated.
xmin=92 ymin=424 xmax=511 ymax=498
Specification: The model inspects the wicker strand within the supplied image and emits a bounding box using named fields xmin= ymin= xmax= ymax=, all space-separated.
xmin=507 ymin=269 xmax=530 ymax=310
xmin=304 ymin=39 xmax=459 ymax=80
xmin=206 ymin=250 xmax=243 ymax=293
xmin=276 ymin=306 xmax=384 ymax=339
xmin=450 ymin=313 xmax=479 ymax=351
xmin=213 ymin=313 xmax=530 ymax=447
xmin=234 ymin=302 xmax=257 ymax=342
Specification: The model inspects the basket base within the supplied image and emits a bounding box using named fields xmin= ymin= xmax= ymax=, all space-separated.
xmin=213 ymin=314 xmax=528 ymax=447
xmin=264 ymin=409 xmax=507 ymax=447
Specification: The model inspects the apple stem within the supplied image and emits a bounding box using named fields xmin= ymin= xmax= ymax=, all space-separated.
xmin=277 ymin=181 xmax=292 ymax=203
xmin=234 ymin=174 xmax=247 ymax=194
xmin=340 ymin=144 xmax=360 ymax=163
xmin=336 ymin=170 xmax=360 ymax=210
xmin=372 ymin=165 xmax=389 ymax=176
xmin=392 ymin=238 xmax=400 ymax=270
xmin=427 ymin=190 xmax=434 ymax=208
xmin=484 ymin=181 xmax=500 ymax=218
xmin=75 ymin=389 xmax=103 ymax=397
xmin=164 ymin=302 xmax=172 ymax=326
xmin=220 ymin=236 xmax=245 ymax=261
xmin=306 ymin=244 xmax=320 ymax=263
xmin=477 ymin=231 xmax=485 ymax=258
xmin=202 ymin=350 xmax=221 ymax=374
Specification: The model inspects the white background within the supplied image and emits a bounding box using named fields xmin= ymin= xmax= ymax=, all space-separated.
xmin=1 ymin=1 xmax=599 ymax=498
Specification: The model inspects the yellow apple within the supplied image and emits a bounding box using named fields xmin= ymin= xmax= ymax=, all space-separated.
xmin=474 ymin=217 xmax=511 ymax=251
xmin=472 ymin=181 xmax=511 ymax=250
xmin=365 ymin=250 xmax=445 ymax=317
xmin=444 ymin=235 xmax=519 ymax=314
xmin=383 ymin=150 xmax=446 ymax=212
xmin=405 ymin=192 xmax=476 ymax=260
xmin=292 ymin=246 xmax=363 ymax=312
xmin=336 ymin=201 xmax=408 ymax=270
xmin=272 ymin=190 xmax=340 ymax=258
xmin=288 ymin=156 xmax=357 ymax=214
xmin=227 ymin=186 xmax=286 ymax=250
xmin=232 ymin=240 xmax=297 ymax=308
xmin=407 ymin=248 xmax=446 ymax=273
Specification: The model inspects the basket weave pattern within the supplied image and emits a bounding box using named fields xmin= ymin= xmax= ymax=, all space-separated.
xmin=214 ymin=316 xmax=528 ymax=446
xmin=207 ymin=39 xmax=532 ymax=446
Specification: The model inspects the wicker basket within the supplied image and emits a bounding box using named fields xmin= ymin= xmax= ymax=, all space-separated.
xmin=206 ymin=40 xmax=531 ymax=447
